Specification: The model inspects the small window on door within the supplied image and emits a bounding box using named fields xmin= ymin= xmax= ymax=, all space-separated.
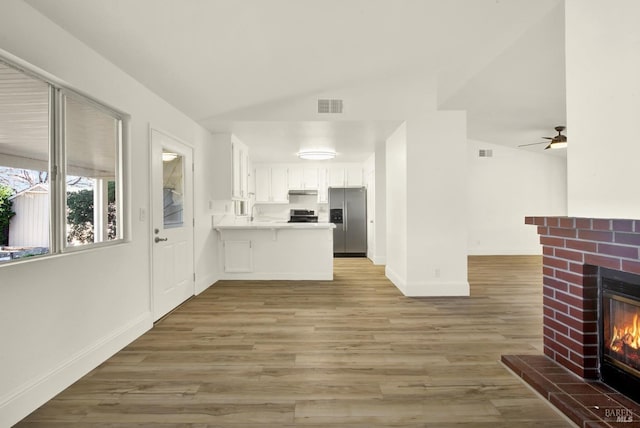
xmin=162 ymin=150 xmax=184 ymax=228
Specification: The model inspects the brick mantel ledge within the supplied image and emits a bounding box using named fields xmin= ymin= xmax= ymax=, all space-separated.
xmin=526 ymin=216 xmax=640 ymax=379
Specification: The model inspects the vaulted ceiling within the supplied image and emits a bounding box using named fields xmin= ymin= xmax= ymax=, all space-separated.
xmin=24 ymin=0 xmax=566 ymax=162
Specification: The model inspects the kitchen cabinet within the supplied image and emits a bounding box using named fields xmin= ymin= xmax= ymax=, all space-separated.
xmin=232 ymin=141 xmax=249 ymax=200
xmin=317 ymin=168 xmax=328 ymax=203
xmin=271 ymin=167 xmax=289 ymax=202
xmin=328 ymin=166 xmax=363 ymax=187
xmin=345 ymin=166 xmax=363 ymax=186
xmin=212 ymin=134 xmax=250 ymax=201
xmin=223 ymin=240 xmax=253 ymax=272
xmin=328 ymin=167 xmax=345 ymax=188
xmin=288 ymin=167 xmax=319 ymax=189
xmin=254 ymin=166 xmax=289 ymax=203
xmin=288 ymin=167 xmax=303 ymax=189
xmin=215 ymin=223 xmax=335 ymax=280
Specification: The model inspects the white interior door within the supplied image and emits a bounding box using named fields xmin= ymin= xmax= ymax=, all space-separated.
xmin=151 ymin=129 xmax=194 ymax=321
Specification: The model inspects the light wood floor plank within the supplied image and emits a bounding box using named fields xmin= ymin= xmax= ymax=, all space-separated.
xmin=16 ymin=256 xmax=573 ymax=427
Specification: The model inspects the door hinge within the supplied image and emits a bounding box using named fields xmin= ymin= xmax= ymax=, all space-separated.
xmin=193 ymin=218 xmax=195 ymax=227
xmin=193 ymin=273 xmax=196 ymax=282
xmin=192 ymin=162 xmax=195 ymax=172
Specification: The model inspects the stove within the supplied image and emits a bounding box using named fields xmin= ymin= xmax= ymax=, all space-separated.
xmin=288 ymin=209 xmax=318 ymax=223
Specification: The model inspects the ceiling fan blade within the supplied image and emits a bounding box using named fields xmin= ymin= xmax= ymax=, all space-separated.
xmin=544 ymin=143 xmax=552 ymax=150
xmin=542 ymin=137 xmax=553 ymax=140
xmin=518 ymin=141 xmax=548 ymax=147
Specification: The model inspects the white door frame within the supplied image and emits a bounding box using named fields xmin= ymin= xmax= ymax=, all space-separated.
xmin=149 ymin=126 xmax=195 ymax=321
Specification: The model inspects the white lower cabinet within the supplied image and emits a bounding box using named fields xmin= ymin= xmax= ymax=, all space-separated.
xmin=223 ymin=240 xmax=253 ymax=272
xmin=215 ymin=225 xmax=335 ymax=280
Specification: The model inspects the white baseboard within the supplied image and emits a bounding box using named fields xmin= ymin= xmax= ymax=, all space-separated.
xmin=368 ymin=254 xmax=386 ymax=265
xmin=385 ymin=266 xmax=407 ymax=294
xmin=384 ymin=266 xmax=469 ymax=297
xmin=195 ymin=272 xmax=219 ymax=295
xmin=467 ymin=248 xmax=542 ymax=256
xmin=219 ymin=272 xmax=333 ymax=281
xmin=0 ymin=312 xmax=152 ymax=427
xmin=403 ymin=280 xmax=470 ymax=297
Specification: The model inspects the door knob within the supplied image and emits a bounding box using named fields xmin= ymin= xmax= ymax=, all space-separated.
xmin=154 ymin=237 xmax=168 ymax=243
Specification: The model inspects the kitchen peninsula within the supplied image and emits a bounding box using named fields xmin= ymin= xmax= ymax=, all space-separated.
xmin=214 ymin=221 xmax=336 ymax=280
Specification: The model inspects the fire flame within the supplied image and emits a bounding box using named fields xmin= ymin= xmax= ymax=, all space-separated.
xmin=610 ymin=313 xmax=640 ymax=352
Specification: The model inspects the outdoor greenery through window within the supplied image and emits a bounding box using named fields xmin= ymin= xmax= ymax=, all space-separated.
xmin=0 ymin=59 xmax=124 ymax=263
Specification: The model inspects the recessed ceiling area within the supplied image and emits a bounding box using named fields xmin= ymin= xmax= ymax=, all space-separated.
xmin=214 ymin=121 xmax=403 ymax=164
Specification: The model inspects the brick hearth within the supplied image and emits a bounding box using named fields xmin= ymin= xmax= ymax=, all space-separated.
xmin=526 ymin=216 xmax=640 ymax=379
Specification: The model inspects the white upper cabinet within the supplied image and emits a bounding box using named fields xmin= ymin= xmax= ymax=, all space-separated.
xmin=270 ymin=167 xmax=289 ymax=202
xmin=254 ymin=167 xmax=271 ymax=203
xmin=345 ymin=166 xmax=363 ymax=187
xmin=254 ymin=166 xmax=289 ymax=204
xmin=212 ymin=134 xmax=250 ymax=201
xmin=288 ymin=167 xmax=303 ymax=189
xmin=328 ymin=167 xmax=345 ymax=187
xmin=254 ymin=163 xmax=363 ymax=204
xmin=329 ymin=166 xmax=364 ymax=187
xmin=317 ymin=168 xmax=328 ymax=203
xmin=288 ymin=167 xmax=319 ymax=189
xmin=231 ymin=140 xmax=249 ymax=200
xmin=303 ymin=168 xmax=319 ymax=189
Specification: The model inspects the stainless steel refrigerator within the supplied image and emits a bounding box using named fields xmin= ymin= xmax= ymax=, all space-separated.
xmin=329 ymin=187 xmax=367 ymax=257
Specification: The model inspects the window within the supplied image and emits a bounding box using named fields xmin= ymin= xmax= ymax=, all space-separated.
xmin=0 ymin=59 xmax=124 ymax=263
xmin=162 ymin=150 xmax=184 ymax=228
xmin=63 ymin=93 xmax=122 ymax=246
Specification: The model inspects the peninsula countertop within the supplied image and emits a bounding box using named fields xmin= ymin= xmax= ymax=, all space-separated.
xmin=213 ymin=219 xmax=335 ymax=280
xmin=213 ymin=221 xmax=336 ymax=230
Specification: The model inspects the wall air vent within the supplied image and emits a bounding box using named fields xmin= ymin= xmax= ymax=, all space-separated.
xmin=318 ymin=99 xmax=343 ymax=114
xmin=478 ymin=149 xmax=493 ymax=158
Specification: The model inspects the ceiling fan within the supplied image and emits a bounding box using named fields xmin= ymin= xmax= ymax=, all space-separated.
xmin=519 ymin=126 xmax=567 ymax=150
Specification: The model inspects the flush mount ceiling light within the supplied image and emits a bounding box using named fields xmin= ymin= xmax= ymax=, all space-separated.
xmin=162 ymin=152 xmax=178 ymax=162
xmin=297 ymin=150 xmax=336 ymax=160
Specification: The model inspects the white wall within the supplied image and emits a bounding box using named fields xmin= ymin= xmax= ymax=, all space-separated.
xmin=373 ymin=141 xmax=387 ymax=265
xmin=467 ymin=139 xmax=567 ymax=255
xmin=565 ymin=0 xmax=640 ymax=218
xmin=385 ymin=123 xmax=407 ymax=288
xmin=0 ymin=1 xmax=218 ymax=425
xmin=405 ymin=112 xmax=469 ymax=296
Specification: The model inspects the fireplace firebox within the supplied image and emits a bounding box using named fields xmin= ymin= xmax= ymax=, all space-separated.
xmin=599 ymin=267 xmax=640 ymax=402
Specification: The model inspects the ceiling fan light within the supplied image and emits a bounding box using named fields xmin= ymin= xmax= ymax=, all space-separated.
xmin=549 ymin=141 xmax=567 ymax=149
xmin=297 ymin=150 xmax=336 ymax=160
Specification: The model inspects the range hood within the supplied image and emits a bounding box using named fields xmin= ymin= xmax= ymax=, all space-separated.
xmin=288 ymin=189 xmax=318 ymax=196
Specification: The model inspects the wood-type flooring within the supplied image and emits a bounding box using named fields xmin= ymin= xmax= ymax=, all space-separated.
xmin=17 ymin=256 xmax=574 ymax=427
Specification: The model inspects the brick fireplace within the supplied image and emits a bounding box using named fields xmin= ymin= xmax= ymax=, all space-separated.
xmin=526 ymin=216 xmax=640 ymax=379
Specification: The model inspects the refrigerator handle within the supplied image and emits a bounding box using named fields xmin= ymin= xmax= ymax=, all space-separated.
xmin=344 ymin=202 xmax=348 ymax=232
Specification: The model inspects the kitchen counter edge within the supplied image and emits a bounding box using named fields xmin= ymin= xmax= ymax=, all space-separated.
xmin=214 ymin=222 xmax=336 ymax=230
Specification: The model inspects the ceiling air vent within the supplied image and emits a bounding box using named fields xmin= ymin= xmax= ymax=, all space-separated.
xmin=318 ymin=99 xmax=343 ymax=114
xmin=478 ymin=149 xmax=493 ymax=158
